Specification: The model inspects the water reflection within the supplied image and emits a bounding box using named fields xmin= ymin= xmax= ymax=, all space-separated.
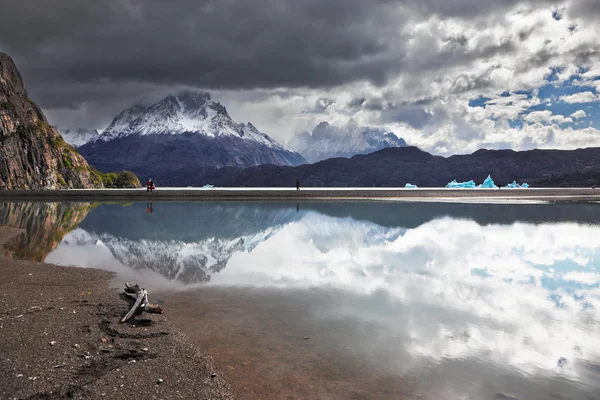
xmin=3 ymin=201 xmax=600 ymax=399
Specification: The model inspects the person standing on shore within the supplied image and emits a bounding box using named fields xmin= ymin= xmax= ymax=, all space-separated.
xmin=147 ymin=178 xmax=153 ymax=192
xmin=296 ymin=180 xmax=300 ymax=191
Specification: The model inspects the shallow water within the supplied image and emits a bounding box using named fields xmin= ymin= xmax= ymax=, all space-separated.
xmin=3 ymin=201 xmax=600 ymax=399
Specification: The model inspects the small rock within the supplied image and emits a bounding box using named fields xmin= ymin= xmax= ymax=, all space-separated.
xmin=49 ymin=341 xmax=57 ymax=346
xmin=16 ymin=374 xmax=23 ymax=378
xmin=15 ymin=315 xmax=23 ymax=318
xmin=210 ymin=373 xmax=217 ymax=378
xmin=156 ymin=378 xmax=164 ymax=384
xmin=142 ymin=347 xmax=149 ymax=352
xmin=303 ymin=336 xmax=310 ymax=340
xmin=127 ymin=360 xmax=136 ymax=364
xmin=100 ymin=338 xmax=107 ymax=343
xmin=73 ymin=344 xmax=80 ymax=349
xmin=52 ymin=364 xmax=66 ymax=369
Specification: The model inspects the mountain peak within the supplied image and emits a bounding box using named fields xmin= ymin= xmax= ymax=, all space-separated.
xmin=288 ymin=120 xmax=408 ymax=163
xmin=346 ymin=118 xmax=359 ymax=129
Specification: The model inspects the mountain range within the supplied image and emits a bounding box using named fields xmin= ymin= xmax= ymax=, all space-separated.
xmin=189 ymin=146 xmax=600 ymax=187
xmin=76 ymin=91 xmax=305 ymax=182
xmin=288 ymin=119 xmax=407 ymax=162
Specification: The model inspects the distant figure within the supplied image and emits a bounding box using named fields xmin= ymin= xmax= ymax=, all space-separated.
xmin=147 ymin=178 xmax=154 ymax=192
xmin=296 ymin=180 xmax=300 ymax=191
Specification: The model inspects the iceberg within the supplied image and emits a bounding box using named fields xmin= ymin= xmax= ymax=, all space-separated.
xmin=405 ymin=183 xmax=418 ymax=188
xmin=446 ymin=179 xmax=476 ymax=188
xmin=477 ymin=175 xmax=498 ymax=189
xmin=503 ymin=181 xmax=529 ymax=189
xmin=203 ymin=184 xmax=214 ymax=188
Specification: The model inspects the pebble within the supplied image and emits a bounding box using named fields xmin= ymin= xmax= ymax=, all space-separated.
xmin=73 ymin=344 xmax=80 ymax=349
xmin=49 ymin=341 xmax=56 ymax=346
xmin=210 ymin=373 xmax=217 ymax=378
xmin=16 ymin=374 xmax=23 ymax=378
xmin=142 ymin=347 xmax=149 ymax=352
xmin=156 ymin=378 xmax=164 ymax=384
xmin=303 ymin=336 xmax=310 ymax=340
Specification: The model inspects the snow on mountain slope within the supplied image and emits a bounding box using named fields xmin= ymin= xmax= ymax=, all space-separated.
xmin=100 ymin=91 xmax=287 ymax=150
xmin=288 ymin=119 xmax=407 ymax=163
xmin=58 ymin=128 xmax=100 ymax=148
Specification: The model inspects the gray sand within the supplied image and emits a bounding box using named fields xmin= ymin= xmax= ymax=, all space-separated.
xmin=0 ymin=227 xmax=234 ymax=399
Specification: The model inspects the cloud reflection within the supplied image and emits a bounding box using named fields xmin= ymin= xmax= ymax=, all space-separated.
xmin=45 ymin=204 xmax=600 ymax=384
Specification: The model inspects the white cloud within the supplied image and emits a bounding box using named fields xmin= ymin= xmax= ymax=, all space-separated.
xmin=560 ymin=91 xmax=599 ymax=104
xmin=570 ymin=109 xmax=587 ymax=118
xmin=524 ymin=110 xmax=573 ymax=124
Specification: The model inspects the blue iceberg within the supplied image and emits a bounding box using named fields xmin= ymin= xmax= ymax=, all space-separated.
xmin=477 ymin=175 xmax=498 ymax=189
xmin=446 ymin=179 xmax=476 ymax=188
xmin=405 ymin=183 xmax=418 ymax=188
xmin=503 ymin=181 xmax=529 ymax=189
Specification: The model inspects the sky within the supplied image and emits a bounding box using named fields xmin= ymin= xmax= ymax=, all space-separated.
xmin=1 ymin=0 xmax=600 ymax=155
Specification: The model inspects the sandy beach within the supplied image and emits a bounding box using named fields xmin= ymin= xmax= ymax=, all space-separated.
xmin=0 ymin=188 xmax=599 ymax=203
xmin=0 ymin=227 xmax=234 ymax=400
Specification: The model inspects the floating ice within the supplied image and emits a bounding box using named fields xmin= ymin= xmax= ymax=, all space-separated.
xmin=446 ymin=180 xmax=476 ymax=188
xmin=503 ymin=181 xmax=529 ymax=189
xmin=405 ymin=183 xmax=418 ymax=188
xmin=203 ymin=184 xmax=214 ymax=188
xmin=477 ymin=175 xmax=498 ymax=189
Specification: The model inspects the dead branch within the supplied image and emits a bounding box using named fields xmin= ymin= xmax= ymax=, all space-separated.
xmin=120 ymin=283 xmax=164 ymax=323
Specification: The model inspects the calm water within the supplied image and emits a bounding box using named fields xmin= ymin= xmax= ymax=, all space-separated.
xmin=2 ymin=201 xmax=600 ymax=399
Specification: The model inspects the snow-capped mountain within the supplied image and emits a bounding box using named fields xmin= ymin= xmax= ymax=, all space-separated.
xmin=288 ymin=119 xmax=407 ymax=163
xmin=100 ymin=91 xmax=284 ymax=148
xmin=59 ymin=128 xmax=100 ymax=148
xmin=77 ymin=91 xmax=305 ymax=183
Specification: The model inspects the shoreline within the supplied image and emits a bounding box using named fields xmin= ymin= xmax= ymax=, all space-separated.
xmin=0 ymin=188 xmax=599 ymax=203
xmin=0 ymin=227 xmax=234 ymax=399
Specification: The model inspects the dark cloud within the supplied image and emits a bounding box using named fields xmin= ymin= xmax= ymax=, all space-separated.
xmin=0 ymin=0 xmax=589 ymax=133
xmin=0 ymin=0 xmax=410 ymax=96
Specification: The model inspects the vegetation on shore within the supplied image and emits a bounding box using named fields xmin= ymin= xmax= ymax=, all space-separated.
xmin=89 ymin=169 xmax=142 ymax=188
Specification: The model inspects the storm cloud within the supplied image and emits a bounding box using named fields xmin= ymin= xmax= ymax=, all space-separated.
xmin=1 ymin=0 xmax=600 ymax=153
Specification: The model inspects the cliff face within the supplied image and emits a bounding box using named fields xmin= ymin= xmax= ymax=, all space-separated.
xmin=0 ymin=52 xmax=102 ymax=189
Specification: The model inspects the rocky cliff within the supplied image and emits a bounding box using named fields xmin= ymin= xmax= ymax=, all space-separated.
xmin=0 ymin=52 xmax=102 ymax=189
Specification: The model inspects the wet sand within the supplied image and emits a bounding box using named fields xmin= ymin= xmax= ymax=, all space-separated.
xmin=0 ymin=188 xmax=599 ymax=203
xmin=0 ymin=227 xmax=234 ymax=399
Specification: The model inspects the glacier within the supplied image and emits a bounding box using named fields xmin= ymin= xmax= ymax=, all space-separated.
xmin=446 ymin=179 xmax=476 ymax=188
xmin=477 ymin=175 xmax=498 ymax=189
xmin=405 ymin=183 xmax=418 ymax=188
xmin=504 ymin=181 xmax=530 ymax=189
xmin=446 ymin=175 xmax=500 ymax=189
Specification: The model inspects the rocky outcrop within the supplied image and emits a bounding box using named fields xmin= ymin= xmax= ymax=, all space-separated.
xmin=0 ymin=52 xmax=102 ymax=189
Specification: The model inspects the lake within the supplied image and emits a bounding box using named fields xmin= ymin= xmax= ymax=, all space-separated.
xmin=2 ymin=201 xmax=600 ymax=399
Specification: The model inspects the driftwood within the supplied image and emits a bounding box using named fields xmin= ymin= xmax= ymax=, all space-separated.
xmin=120 ymin=283 xmax=164 ymax=323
